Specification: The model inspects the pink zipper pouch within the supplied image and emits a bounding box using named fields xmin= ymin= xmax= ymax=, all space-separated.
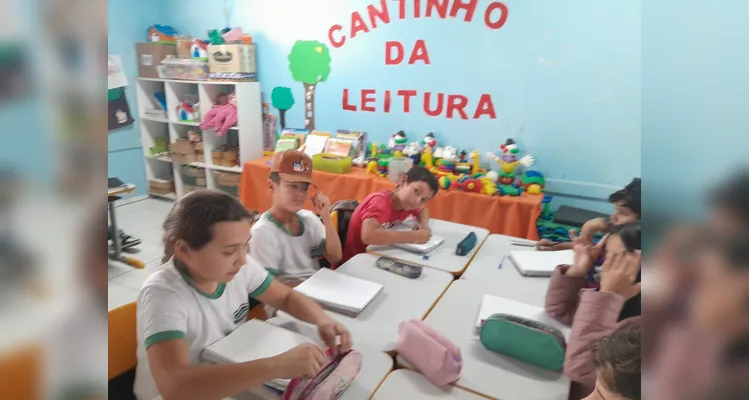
xmin=283 ymin=349 xmax=362 ymax=400
xmin=396 ymin=319 xmax=462 ymax=386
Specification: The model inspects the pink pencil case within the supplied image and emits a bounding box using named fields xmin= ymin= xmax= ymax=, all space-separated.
xmin=396 ymin=319 xmax=462 ymax=386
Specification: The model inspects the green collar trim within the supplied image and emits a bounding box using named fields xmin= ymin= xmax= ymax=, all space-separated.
xmin=265 ymin=211 xmax=305 ymax=237
xmin=174 ymin=258 xmax=226 ymax=299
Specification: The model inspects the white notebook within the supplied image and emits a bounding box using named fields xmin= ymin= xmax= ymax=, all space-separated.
xmin=387 ymin=223 xmax=445 ymax=254
xmin=202 ymin=319 xmax=318 ymax=390
xmin=475 ymin=294 xmax=572 ymax=340
xmin=293 ymin=268 xmax=383 ymax=317
xmin=508 ymin=249 xmax=574 ymax=277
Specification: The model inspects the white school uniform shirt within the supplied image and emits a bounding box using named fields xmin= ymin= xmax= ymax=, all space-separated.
xmin=250 ymin=210 xmax=326 ymax=282
xmin=133 ymin=255 xmax=272 ymax=400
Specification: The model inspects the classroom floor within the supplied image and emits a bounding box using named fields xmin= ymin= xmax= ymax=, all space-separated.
xmin=108 ymin=197 xmax=172 ymax=310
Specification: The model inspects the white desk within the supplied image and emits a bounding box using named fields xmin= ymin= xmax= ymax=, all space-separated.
xmin=372 ymin=369 xmax=486 ymax=400
xmin=401 ymin=280 xmax=569 ymax=400
xmin=367 ymin=219 xmax=489 ymax=274
xmin=278 ymin=253 xmax=454 ymax=352
xmin=460 ymin=234 xmax=552 ymax=303
xmin=201 ymin=319 xmax=392 ymax=400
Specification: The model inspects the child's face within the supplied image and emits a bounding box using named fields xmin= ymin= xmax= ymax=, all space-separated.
xmin=180 ymin=219 xmax=252 ymax=283
xmin=396 ymin=180 xmax=435 ymax=210
xmin=611 ymin=201 xmax=638 ymax=226
xmin=270 ymin=179 xmax=310 ymax=212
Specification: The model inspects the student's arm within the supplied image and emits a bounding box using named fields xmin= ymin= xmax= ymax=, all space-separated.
xmin=320 ymin=213 xmax=342 ymax=263
xmin=255 ymin=279 xmax=352 ymax=354
xmin=580 ymin=217 xmax=608 ymax=243
xmin=415 ymin=208 xmax=430 ymax=231
xmin=361 ymin=218 xmax=428 ymax=245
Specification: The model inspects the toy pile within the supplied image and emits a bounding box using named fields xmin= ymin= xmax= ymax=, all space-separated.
xmin=363 ymin=132 xmax=546 ymax=198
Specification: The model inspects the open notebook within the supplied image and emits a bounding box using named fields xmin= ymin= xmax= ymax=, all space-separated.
xmin=386 ymin=222 xmax=445 ymax=254
xmin=202 ymin=319 xmax=319 ymax=392
xmin=508 ymin=249 xmax=574 ymax=277
xmin=475 ymin=294 xmax=572 ymax=340
xmin=293 ymin=268 xmax=383 ymax=317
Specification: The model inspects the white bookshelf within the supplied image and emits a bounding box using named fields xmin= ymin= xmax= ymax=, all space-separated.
xmin=135 ymin=78 xmax=263 ymax=200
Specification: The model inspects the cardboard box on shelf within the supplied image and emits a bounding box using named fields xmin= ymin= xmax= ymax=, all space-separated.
xmin=170 ymin=139 xmax=196 ymax=164
xmin=136 ymin=42 xmax=177 ymax=78
xmin=148 ymin=179 xmax=175 ymax=195
xmin=218 ymin=173 xmax=241 ymax=187
xmin=207 ymin=44 xmax=256 ymax=73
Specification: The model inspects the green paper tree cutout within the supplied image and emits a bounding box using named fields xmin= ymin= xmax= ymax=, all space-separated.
xmin=288 ymin=40 xmax=331 ymax=130
xmin=271 ymin=86 xmax=294 ymax=129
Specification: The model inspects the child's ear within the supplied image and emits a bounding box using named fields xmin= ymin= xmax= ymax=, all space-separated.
xmin=268 ymin=180 xmax=275 ymax=192
xmin=399 ymin=175 xmax=408 ymax=186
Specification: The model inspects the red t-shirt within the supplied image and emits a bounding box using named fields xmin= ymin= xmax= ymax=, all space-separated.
xmin=342 ymin=190 xmax=420 ymax=263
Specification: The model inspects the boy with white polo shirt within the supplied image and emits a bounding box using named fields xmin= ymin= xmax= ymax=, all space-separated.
xmin=249 ymin=150 xmax=342 ymax=285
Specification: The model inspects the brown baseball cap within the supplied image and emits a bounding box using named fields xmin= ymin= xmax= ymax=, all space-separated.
xmin=270 ymin=150 xmax=314 ymax=183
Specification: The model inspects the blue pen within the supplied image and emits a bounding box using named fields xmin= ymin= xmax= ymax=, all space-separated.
xmin=498 ymin=256 xmax=505 ymax=269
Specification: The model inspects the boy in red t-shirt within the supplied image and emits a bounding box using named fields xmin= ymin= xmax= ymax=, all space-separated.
xmin=342 ymin=166 xmax=439 ymax=263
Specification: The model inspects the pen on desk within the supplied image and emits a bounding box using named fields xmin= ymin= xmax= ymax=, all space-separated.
xmin=498 ymin=256 xmax=505 ymax=269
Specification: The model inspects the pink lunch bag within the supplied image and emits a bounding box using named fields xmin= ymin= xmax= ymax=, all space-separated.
xmin=396 ymin=319 xmax=462 ymax=386
xmin=283 ymin=349 xmax=362 ymax=400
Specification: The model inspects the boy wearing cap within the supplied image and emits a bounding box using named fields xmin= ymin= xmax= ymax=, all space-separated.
xmin=249 ymin=150 xmax=342 ymax=286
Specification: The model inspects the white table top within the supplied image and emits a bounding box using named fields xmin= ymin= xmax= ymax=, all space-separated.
xmin=460 ymin=234 xmax=552 ymax=303
xmin=278 ymin=253 xmax=454 ymax=352
xmin=367 ymin=219 xmax=489 ymax=274
xmin=201 ymin=319 xmax=392 ymax=400
xmin=372 ymin=369 xmax=486 ymax=400
xmin=407 ymin=280 xmax=570 ymax=400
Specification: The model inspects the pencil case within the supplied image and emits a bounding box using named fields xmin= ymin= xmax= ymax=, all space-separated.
xmin=456 ymin=232 xmax=477 ymax=256
xmin=397 ymin=319 xmax=462 ymax=386
xmin=479 ymin=313 xmax=566 ymax=371
xmin=283 ymin=349 xmax=362 ymax=400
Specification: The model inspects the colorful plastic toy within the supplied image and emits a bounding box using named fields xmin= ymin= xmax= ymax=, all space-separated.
xmin=403 ymin=142 xmax=422 ymax=165
xmin=519 ymin=170 xmax=546 ymax=195
xmin=148 ymin=25 xmax=179 ymax=43
xmin=421 ymin=146 xmax=434 ymax=168
xmin=423 ymin=132 xmax=437 ymax=149
xmin=438 ymin=175 xmax=452 ymax=190
xmin=499 ymin=184 xmax=524 ymax=196
xmin=457 ymin=177 xmax=482 ymax=193
xmin=486 ymin=138 xmax=535 ymax=184
xmin=388 ymin=130 xmax=408 ymax=152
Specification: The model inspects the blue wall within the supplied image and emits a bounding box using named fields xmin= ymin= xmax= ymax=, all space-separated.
xmin=107 ymin=0 xmax=164 ymax=197
xmin=154 ymin=0 xmax=641 ymax=213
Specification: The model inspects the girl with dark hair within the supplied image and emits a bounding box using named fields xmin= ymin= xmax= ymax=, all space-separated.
xmin=545 ymin=222 xmax=642 ymax=397
xmin=134 ymin=190 xmax=352 ymax=400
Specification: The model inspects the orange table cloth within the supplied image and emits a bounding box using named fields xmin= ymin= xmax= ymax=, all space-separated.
xmin=239 ymin=157 xmax=541 ymax=240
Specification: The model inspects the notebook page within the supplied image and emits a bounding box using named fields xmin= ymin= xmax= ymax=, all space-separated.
xmin=509 ymin=249 xmax=574 ymax=274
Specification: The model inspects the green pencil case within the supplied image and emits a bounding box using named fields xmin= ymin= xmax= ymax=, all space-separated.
xmin=479 ymin=313 xmax=566 ymax=371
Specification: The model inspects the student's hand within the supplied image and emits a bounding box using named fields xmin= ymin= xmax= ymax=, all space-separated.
xmin=600 ymin=251 xmax=642 ymax=300
xmin=409 ymin=229 xmax=432 ymax=244
xmin=580 ymin=218 xmax=607 ymax=244
xmin=536 ymin=238 xmax=556 ymax=251
xmin=272 ymin=343 xmax=327 ymax=378
xmin=312 ymin=192 xmax=331 ymax=215
xmin=567 ymin=230 xmax=598 ymax=278
xmin=413 ymin=223 xmax=431 ymax=234
xmin=317 ymin=318 xmax=352 ymax=355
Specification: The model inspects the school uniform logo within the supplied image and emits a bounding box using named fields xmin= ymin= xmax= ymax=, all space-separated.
xmin=232 ymin=302 xmax=250 ymax=324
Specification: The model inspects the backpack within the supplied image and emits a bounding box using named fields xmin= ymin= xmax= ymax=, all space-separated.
xmin=329 ymin=200 xmax=359 ymax=250
xmin=317 ymin=200 xmax=358 ymax=269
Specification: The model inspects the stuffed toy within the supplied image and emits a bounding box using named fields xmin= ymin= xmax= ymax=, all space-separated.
xmin=200 ymin=93 xmax=238 ymax=136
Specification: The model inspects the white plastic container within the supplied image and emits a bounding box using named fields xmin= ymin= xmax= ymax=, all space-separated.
xmin=388 ymin=157 xmax=413 ymax=183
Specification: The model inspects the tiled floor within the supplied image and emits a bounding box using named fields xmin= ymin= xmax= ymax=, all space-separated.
xmin=108 ymin=197 xmax=173 ymax=310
